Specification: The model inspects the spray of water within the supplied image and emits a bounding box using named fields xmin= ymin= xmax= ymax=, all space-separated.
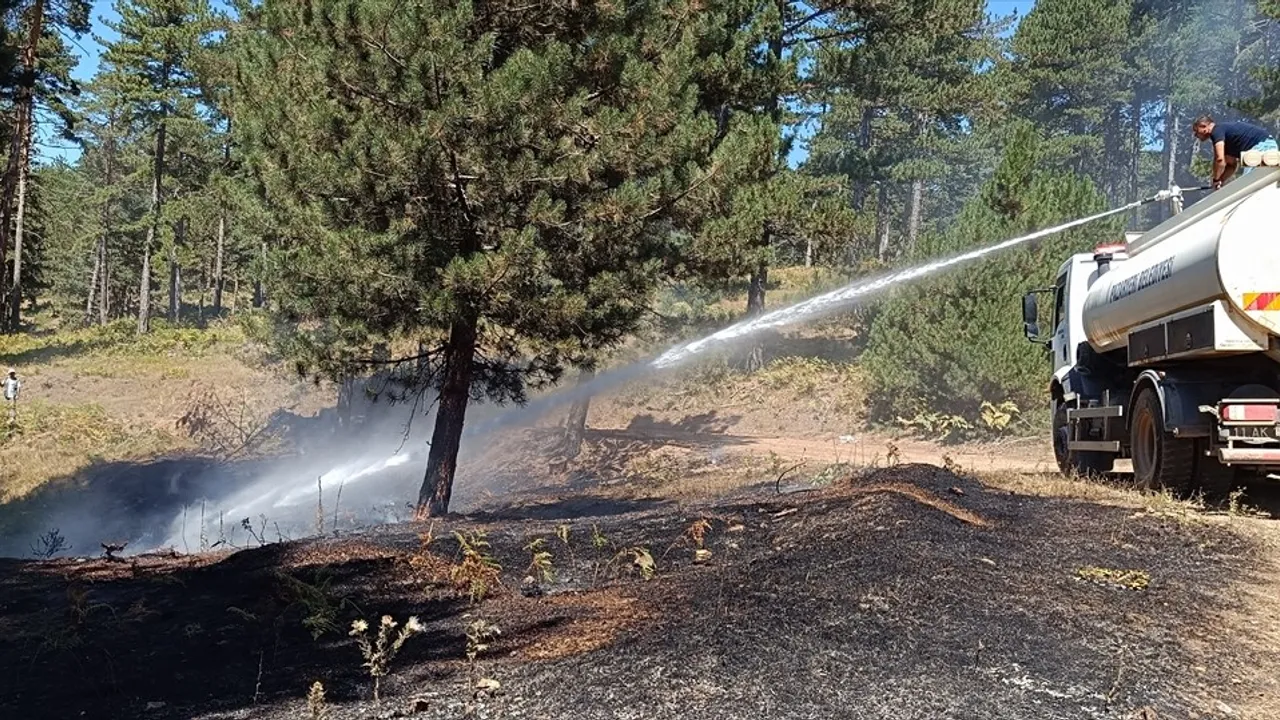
xmin=653 ymin=199 xmax=1153 ymax=368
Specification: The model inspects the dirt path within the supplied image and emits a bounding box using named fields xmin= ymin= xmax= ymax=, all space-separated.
xmin=586 ymin=423 xmax=1055 ymax=473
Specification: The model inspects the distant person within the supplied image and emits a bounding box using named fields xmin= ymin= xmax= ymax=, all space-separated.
xmin=3 ymin=368 xmax=19 ymax=425
xmin=1192 ymin=115 xmax=1278 ymax=189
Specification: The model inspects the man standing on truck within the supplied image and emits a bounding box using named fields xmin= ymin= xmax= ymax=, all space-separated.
xmin=1193 ymin=115 xmax=1278 ymax=189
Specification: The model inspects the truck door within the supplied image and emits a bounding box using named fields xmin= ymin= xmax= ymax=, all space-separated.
xmin=1051 ymin=269 xmax=1072 ymax=373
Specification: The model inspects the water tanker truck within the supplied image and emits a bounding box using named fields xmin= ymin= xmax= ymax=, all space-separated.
xmin=1022 ymin=165 xmax=1280 ymax=494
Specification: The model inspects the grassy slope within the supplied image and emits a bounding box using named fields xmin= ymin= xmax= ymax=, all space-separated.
xmin=0 ymin=315 xmax=328 ymax=503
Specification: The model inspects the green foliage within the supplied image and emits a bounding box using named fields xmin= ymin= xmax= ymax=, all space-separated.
xmin=233 ymin=0 xmax=771 ymax=384
xmin=863 ymin=124 xmax=1118 ymax=430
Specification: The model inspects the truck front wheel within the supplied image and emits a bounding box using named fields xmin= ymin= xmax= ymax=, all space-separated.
xmin=1131 ymin=387 xmax=1195 ymax=495
xmin=1053 ymin=403 xmax=1114 ymax=476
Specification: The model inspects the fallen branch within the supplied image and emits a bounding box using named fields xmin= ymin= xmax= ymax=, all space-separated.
xmin=773 ymin=462 xmax=807 ymax=496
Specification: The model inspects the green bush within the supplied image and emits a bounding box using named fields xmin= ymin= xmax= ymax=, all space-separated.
xmin=863 ymin=124 xmax=1121 ymax=433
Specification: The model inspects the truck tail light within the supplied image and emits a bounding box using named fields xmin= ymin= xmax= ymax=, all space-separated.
xmin=1221 ymin=403 xmax=1280 ymax=422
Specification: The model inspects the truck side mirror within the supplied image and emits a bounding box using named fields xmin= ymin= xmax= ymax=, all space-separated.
xmin=1022 ymin=293 xmax=1038 ymax=326
xmin=1021 ymin=289 xmax=1053 ymax=346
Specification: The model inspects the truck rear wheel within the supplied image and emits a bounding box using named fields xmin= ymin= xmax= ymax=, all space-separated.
xmin=1131 ymin=387 xmax=1195 ymax=495
xmin=1053 ymin=403 xmax=1114 ymax=477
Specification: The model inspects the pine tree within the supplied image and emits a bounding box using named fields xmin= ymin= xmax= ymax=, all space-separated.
xmin=75 ymin=75 xmax=149 ymax=324
xmin=1002 ymin=0 xmax=1140 ymax=203
xmin=233 ymin=0 xmax=771 ymax=516
xmin=806 ymin=0 xmax=997 ymax=265
xmin=1236 ymin=1 xmax=1280 ymax=125
xmin=97 ymin=0 xmax=213 ymax=333
xmin=0 ymin=0 xmax=89 ymax=331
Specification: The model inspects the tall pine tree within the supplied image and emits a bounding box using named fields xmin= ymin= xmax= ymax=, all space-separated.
xmin=0 ymin=0 xmax=89 ymax=331
xmin=97 ymin=0 xmax=212 ymax=333
xmin=234 ymin=0 xmax=771 ymax=515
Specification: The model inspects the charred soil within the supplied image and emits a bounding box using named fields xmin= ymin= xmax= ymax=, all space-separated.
xmin=0 ymin=464 xmax=1274 ymax=720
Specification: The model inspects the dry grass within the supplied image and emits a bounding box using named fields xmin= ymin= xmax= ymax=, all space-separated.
xmin=973 ymin=468 xmax=1219 ymax=525
xmin=0 ymin=317 xmax=329 ymax=504
xmin=0 ymin=400 xmax=184 ymax=502
xmin=514 ymin=589 xmax=652 ymax=661
xmin=601 ymin=354 xmax=867 ymax=437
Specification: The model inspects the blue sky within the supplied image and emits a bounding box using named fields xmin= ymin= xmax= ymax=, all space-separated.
xmin=44 ymin=0 xmax=1037 ymax=163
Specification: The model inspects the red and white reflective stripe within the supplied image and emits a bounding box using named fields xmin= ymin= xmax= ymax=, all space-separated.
xmin=1221 ymin=403 xmax=1280 ymax=422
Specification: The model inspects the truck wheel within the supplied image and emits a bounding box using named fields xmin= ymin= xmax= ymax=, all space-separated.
xmin=1053 ymin=404 xmax=1114 ymax=477
xmin=1131 ymin=387 xmax=1195 ymax=495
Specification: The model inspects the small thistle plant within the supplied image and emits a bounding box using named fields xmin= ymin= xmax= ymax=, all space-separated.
xmin=350 ymin=614 xmax=424 ymax=702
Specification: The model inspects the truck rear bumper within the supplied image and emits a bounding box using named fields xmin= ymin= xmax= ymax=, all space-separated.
xmin=1217 ymin=448 xmax=1280 ymax=465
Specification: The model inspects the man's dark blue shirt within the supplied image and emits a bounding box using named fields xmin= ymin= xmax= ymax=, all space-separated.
xmin=1210 ymin=121 xmax=1273 ymax=157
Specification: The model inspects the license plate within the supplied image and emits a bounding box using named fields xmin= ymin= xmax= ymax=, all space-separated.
xmin=1225 ymin=424 xmax=1280 ymax=440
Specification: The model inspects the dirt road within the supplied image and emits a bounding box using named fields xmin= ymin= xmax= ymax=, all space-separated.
xmin=585 ymin=423 xmax=1055 ymax=473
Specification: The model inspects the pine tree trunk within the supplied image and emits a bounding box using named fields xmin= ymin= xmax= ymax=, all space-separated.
xmin=747 ymin=260 xmax=767 ymax=317
xmin=1164 ymin=98 xmax=1179 ymax=219
xmin=9 ymin=138 xmax=31 ymax=331
xmin=213 ymin=212 xmax=226 ymax=313
xmin=138 ymin=243 xmax=152 ymax=332
xmin=213 ymin=127 xmax=230 ymax=314
xmin=1128 ymin=96 xmax=1142 ymax=228
xmin=139 ymin=119 xmax=167 ymax=334
xmin=0 ymin=0 xmax=44 ymax=331
xmin=416 ymin=315 xmax=478 ymax=517
xmin=745 ymin=257 xmax=768 ymax=372
xmin=876 ymin=183 xmax=893 ymax=261
xmin=96 ymin=114 xmax=117 ymax=327
xmin=168 ymin=217 xmax=185 ymax=323
xmin=562 ymin=367 xmax=595 ymax=460
xmin=906 ymin=177 xmax=924 ymax=257
xmin=853 ymin=106 xmax=874 ymax=211
xmin=253 ymin=241 xmax=266 ymax=308
xmin=86 ymin=241 xmax=100 ymax=323
xmin=99 ymin=233 xmax=110 ymax=325
xmin=168 ymin=259 xmax=180 ymax=323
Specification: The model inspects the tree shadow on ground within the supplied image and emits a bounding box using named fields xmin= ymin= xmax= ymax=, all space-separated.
xmin=0 ymin=334 xmax=121 ymax=368
xmin=623 ymin=412 xmax=742 ymax=436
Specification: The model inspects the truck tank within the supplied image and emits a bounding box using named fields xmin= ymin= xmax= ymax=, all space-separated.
xmin=1082 ymin=169 xmax=1280 ymax=356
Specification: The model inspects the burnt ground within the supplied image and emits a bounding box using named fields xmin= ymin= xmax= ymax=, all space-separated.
xmin=0 ymin=464 xmax=1275 ymax=720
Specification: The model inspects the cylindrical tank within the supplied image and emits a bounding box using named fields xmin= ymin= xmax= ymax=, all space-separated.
xmin=1083 ymin=176 xmax=1280 ymax=351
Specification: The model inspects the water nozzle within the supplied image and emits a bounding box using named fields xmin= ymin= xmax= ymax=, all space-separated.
xmin=1150 ymin=184 xmax=1183 ymax=204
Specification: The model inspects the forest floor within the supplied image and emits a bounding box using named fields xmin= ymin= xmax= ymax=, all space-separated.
xmin=2 ymin=463 xmax=1278 ymax=720
xmin=2 ymin=303 xmax=1280 ymax=720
